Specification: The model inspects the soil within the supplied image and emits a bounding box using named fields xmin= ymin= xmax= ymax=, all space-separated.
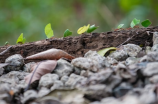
xmin=0 ymin=26 xmax=158 ymax=63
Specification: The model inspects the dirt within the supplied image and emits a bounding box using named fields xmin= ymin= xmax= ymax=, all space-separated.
xmin=0 ymin=26 xmax=158 ymax=63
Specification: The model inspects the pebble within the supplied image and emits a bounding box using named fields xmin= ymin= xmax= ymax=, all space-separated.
xmin=53 ymin=59 xmax=74 ymax=77
xmin=50 ymin=80 xmax=64 ymax=91
xmin=72 ymin=51 xmax=110 ymax=72
xmin=125 ymin=57 xmax=138 ymax=65
xmin=123 ymin=44 xmax=142 ymax=57
xmin=153 ymin=32 xmax=158 ymax=45
xmin=109 ymin=50 xmax=128 ymax=61
xmin=142 ymin=62 xmax=158 ymax=76
xmin=23 ymin=62 xmax=36 ymax=72
xmin=38 ymin=87 xmax=50 ymax=98
xmin=22 ymin=90 xmax=38 ymax=104
xmin=39 ymin=73 xmax=59 ymax=88
xmin=0 ymin=71 xmax=29 ymax=87
xmin=4 ymin=54 xmax=24 ymax=72
xmin=65 ymin=73 xmax=86 ymax=87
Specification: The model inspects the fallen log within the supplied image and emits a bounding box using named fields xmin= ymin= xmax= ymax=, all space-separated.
xmin=0 ymin=26 xmax=158 ymax=63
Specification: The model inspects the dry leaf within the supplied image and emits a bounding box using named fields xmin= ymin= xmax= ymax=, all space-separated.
xmin=26 ymin=48 xmax=75 ymax=60
xmin=25 ymin=60 xmax=57 ymax=84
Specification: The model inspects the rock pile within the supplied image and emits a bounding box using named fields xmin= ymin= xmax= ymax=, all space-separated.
xmin=1 ymin=32 xmax=158 ymax=104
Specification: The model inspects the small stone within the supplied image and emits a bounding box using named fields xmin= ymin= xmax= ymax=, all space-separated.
xmin=60 ymin=75 xmax=69 ymax=84
xmin=109 ymin=50 xmax=128 ymax=61
xmin=4 ymin=54 xmax=24 ymax=72
xmin=53 ymin=59 xmax=74 ymax=77
xmin=125 ymin=57 xmax=138 ymax=65
xmin=72 ymin=51 xmax=110 ymax=72
xmin=142 ymin=62 xmax=158 ymax=76
xmin=149 ymin=75 xmax=158 ymax=84
xmin=80 ymin=70 xmax=87 ymax=76
xmin=0 ymin=84 xmax=12 ymax=103
xmin=113 ymin=82 xmax=133 ymax=98
xmin=0 ymin=71 xmax=29 ymax=86
xmin=38 ymin=87 xmax=50 ymax=98
xmin=151 ymin=44 xmax=158 ymax=52
xmin=84 ymin=84 xmax=109 ymax=101
xmin=123 ymin=44 xmax=142 ymax=57
xmin=73 ymin=67 xmax=81 ymax=75
xmin=153 ymin=32 xmax=158 ymax=45
xmin=0 ymin=100 xmax=7 ymax=104
xmin=122 ymin=95 xmax=141 ymax=104
xmin=101 ymin=97 xmax=122 ymax=104
xmin=0 ymin=68 xmax=5 ymax=76
xmin=140 ymin=52 xmax=158 ymax=62
xmin=23 ymin=62 xmax=36 ymax=72
xmin=65 ymin=73 xmax=86 ymax=87
xmin=22 ymin=90 xmax=38 ymax=104
xmin=39 ymin=73 xmax=59 ymax=88
xmin=88 ymin=69 xmax=112 ymax=85
xmin=107 ymin=56 xmax=118 ymax=65
xmin=50 ymin=80 xmax=64 ymax=91
xmin=139 ymin=84 xmax=156 ymax=104
xmin=84 ymin=50 xmax=110 ymax=68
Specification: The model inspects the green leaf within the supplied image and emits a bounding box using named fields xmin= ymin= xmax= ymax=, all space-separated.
xmin=97 ymin=47 xmax=117 ymax=56
xmin=63 ymin=29 xmax=72 ymax=37
xmin=87 ymin=24 xmax=98 ymax=33
xmin=141 ymin=19 xmax=152 ymax=27
xmin=45 ymin=23 xmax=54 ymax=38
xmin=16 ymin=33 xmax=25 ymax=44
xmin=5 ymin=41 xmax=9 ymax=45
xmin=130 ymin=18 xmax=140 ymax=28
xmin=77 ymin=24 xmax=90 ymax=34
xmin=117 ymin=24 xmax=124 ymax=29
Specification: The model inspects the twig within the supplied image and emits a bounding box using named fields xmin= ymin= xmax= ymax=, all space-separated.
xmin=0 ymin=46 xmax=12 ymax=55
xmin=117 ymin=32 xmax=139 ymax=48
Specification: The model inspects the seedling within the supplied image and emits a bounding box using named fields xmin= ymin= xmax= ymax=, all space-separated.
xmin=5 ymin=41 xmax=9 ymax=46
xmin=63 ymin=29 xmax=72 ymax=37
xmin=141 ymin=19 xmax=152 ymax=27
xmin=130 ymin=18 xmax=140 ymax=28
xmin=87 ymin=24 xmax=98 ymax=33
xmin=117 ymin=24 xmax=124 ymax=29
xmin=16 ymin=33 xmax=26 ymax=44
xmin=77 ymin=24 xmax=90 ymax=34
xmin=45 ymin=23 xmax=54 ymax=38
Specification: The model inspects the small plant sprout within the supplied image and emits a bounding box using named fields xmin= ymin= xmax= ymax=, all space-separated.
xmin=141 ymin=19 xmax=152 ymax=27
xmin=63 ymin=29 xmax=72 ymax=37
xmin=16 ymin=33 xmax=26 ymax=44
xmin=87 ymin=24 xmax=99 ymax=33
xmin=45 ymin=23 xmax=54 ymax=38
xmin=5 ymin=41 xmax=9 ymax=46
xmin=117 ymin=24 xmax=124 ymax=29
xmin=130 ymin=18 xmax=140 ymax=28
xmin=77 ymin=24 xmax=90 ymax=34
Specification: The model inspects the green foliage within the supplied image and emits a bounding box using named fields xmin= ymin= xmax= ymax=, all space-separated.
xmin=45 ymin=23 xmax=54 ymax=38
xmin=117 ymin=24 xmax=124 ymax=29
xmin=97 ymin=47 xmax=116 ymax=56
xmin=63 ymin=29 xmax=72 ymax=37
xmin=87 ymin=25 xmax=98 ymax=33
xmin=141 ymin=19 xmax=152 ymax=27
xmin=16 ymin=33 xmax=26 ymax=44
xmin=77 ymin=24 xmax=90 ymax=34
xmin=130 ymin=18 xmax=140 ymax=28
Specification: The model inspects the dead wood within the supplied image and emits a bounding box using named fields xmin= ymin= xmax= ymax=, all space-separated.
xmin=0 ymin=26 xmax=158 ymax=63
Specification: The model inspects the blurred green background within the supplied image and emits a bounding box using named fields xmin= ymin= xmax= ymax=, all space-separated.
xmin=0 ymin=0 xmax=158 ymax=45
